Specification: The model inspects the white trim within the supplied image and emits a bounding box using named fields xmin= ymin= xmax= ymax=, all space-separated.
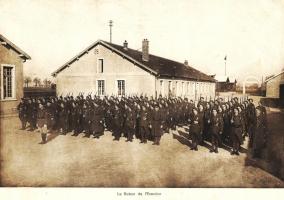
xmin=96 ymin=79 xmax=106 ymax=96
xmin=1 ymin=64 xmax=16 ymax=101
xmin=115 ymin=79 xmax=126 ymax=96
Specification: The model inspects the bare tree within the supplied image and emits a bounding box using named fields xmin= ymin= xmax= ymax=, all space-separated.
xmin=43 ymin=78 xmax=52 ymax=88
xmin=24 ymin=76 xmax=32 ymax=87
xmin=33 ymin=77 xmax=41 ymax=87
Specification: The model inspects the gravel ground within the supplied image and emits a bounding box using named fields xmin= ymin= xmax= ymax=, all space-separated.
xmin=0 ymin=115 xmax=283 ymax=187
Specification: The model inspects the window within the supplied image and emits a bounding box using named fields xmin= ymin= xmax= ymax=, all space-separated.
xmin=117 ymin=80 xmax=125 ymax=96
xmin=98 ymin=59 xmax=104 ymax=73
xmin=97 ymin=80 xmax=105 ymax=95
xmin=175 ymin=81 xmax=178 ymax=95
xmin=160 ymin=80 xmax=163 ymax=95
xmin=187 ymin=82 xmax=189 ymax=95
xmin=168 ymin=81 xmax=172 ymax=95
xmin=1 ymin=65 xmax=15 ymax=100
xmin=182 ymin=82 xmax=184 ymax=95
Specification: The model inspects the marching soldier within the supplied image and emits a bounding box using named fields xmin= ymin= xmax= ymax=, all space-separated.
xmin=58 ymin=102 xmax=68 ymax=134
xmin=150 ymin=103 xmax=163 ymax=145
xmin=251 ymin=107 xmax=268 ymax=158
xmin=189 ymin=107 xmax=201 ymax=151
xmin=139 ymin=104 xmax=149 ymax=143
xmin=92 ymin=102 xmax=105 ymax=139
xmin=208 ymin=108 xmax=223 ymax=153
xmin=45 ymin=101 xmax=55 ymax=132
xmin=198 ymin=104 xmax=205 ymax=144
xmin=113 ymin=105 xmax=124 ymax=141
xmin=247 ymin=99 xmax=256 ymax=147
xmin=203 ymin=102 xmax=211 ymax=142
xmin=230 ymin=108 xmax=245 ymax=155
xmin=37 ymin=102 xmax=48 ymax=144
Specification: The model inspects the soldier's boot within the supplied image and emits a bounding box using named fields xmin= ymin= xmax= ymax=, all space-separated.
xmin=94 ymin=132 xmax=103 ymax=139
xmin=214 ymin=147 xmax=219 ymax=153
xmin=210 ymin=144 xmax=215 ymax=153
xmin=41 ymin=133 xmax=47 ymax=144
xmin=21 ymin=121 xmax=25 ymax=130
xmin=156 ymin=137 xmax=161 ymax=145
xmin=84 ymin=133 xmax=91 ymax=138
xmin=190 ymin=141 xmax=195 ymax=150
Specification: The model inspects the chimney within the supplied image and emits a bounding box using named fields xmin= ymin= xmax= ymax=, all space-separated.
xmin=184 ymin=60 xmax=188 ymax=66
xmin=123 ymin=40 xmax=128 ymax=50
xmin=142 ymin=39 xmax=149 ymax=62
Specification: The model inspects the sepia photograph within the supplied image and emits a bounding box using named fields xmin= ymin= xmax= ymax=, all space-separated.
xmin=0 ymin=0 xmax=284 ymax=197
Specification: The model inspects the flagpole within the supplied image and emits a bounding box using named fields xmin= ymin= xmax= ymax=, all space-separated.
xmin=224 ymin=55 xmax=227 ymax=76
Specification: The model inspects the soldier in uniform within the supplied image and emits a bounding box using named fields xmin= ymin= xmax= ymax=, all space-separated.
xmin=203 ymin=102 xmax=211 ymax=142
xmin=45 ymin=101 xmax=55 ymax=132
xmin=125 ymin=105 xmax=136 ymax=142
xmin=139 ymin=104 xmax=149 ymax=143
xmin=198 ymin=104 xmax=205 ymax=144
xmin=247 ymin=99 xmax=256 ymax=147
xmin=84 ymin=102 xmax=94 ymax=138
xmin=230 ymin=108 xmax=245 ymax=155
xmin=58 ymin=102 xmax=68 ymax=134
xmin=26 ymin=98 xmax=36 ymax=131
xmin=221 ymin=104 xmax=230 ymax=145
xmin=92 ymin=102 xmax=105 ymax=139
xmin=113 ymin=105 xmax=124 ymax=141
xmin=37 ymin=102 xmax=48 ymax=144
xmin=197 ymin=97 xmax=206 ymax=109
xmin=208 ymin=108 xmax=223 ymax=153
xmin=150 ymin=103 xmax=163 ymax=145
xmin=251 ymin=107 xmax=268 ymax=158
xmin=17 ymin=98 xmax=28 ymax=130
xmin=31 ymin=98 xmax=38 ymax=131
xmin=189 ymin=107 xmax=201 ymax=151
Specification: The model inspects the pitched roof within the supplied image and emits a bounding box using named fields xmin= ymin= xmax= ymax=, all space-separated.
xmin=0 ymin=34 xmax=31 ymax=60
xmin=264 ymin=71 xmax=284 ymax=83
xmin=52 ymin=39 xmax=215 ymax=82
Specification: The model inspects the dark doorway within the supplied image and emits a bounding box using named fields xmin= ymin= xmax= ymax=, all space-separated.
xmin=280 ymin=84 xmax=284 ymax=100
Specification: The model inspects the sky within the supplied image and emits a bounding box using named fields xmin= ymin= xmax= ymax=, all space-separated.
xmin=0 ymin=0 xmax=284 ymax=84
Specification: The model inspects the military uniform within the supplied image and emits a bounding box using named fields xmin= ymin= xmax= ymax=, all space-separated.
xmin=150 ymin=106 xmax=163 ymax=145
xmin=17 ymin=99 xmax=28 ymax=129
xmin=230 ymin=113 xmax=244 ymax=155
xmin=92 ymin=104 xmax=105 ymax=138
xmin=209 ymin=113 xmax=223 ymax=153
xmin=189 ymin=111 xmax=201 ymax=150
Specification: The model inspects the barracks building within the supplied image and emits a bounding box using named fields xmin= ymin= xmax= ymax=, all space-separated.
xmin=52 ymin=39 xmax=216 ymax=99
xmin=0 ymin=34 xmax=31 ymax=115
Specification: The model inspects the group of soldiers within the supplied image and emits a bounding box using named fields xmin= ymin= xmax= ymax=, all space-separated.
xmin=17 ymin=94 xmax=267 ymax=157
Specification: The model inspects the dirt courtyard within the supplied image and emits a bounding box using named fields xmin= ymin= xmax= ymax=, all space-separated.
xmin=0 ymin=114 xmax=283 ymax=187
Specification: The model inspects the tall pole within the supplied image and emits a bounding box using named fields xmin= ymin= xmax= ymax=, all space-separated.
xmin=224 ymin=55 xmax=227 ymax=76
xmin=109 ymin=20 xmax=113 ymax=43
